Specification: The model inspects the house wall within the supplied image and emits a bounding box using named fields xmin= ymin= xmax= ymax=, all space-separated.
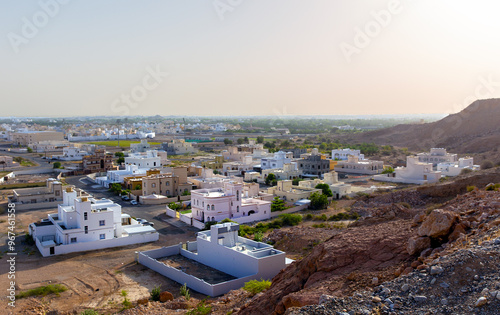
xmin=36 ymin=231 xmax=158 ymax=257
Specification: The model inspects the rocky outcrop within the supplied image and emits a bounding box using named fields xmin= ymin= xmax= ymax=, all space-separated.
xmin=407 ymin=236 xmax=431 ymax=255
xmin=418 ymin=209 xmax=458 ymax=239
xmin=238 ymin=219 xmax=413 ymax=315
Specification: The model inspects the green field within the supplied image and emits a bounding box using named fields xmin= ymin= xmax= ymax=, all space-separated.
xmin=83 ymin=140 xmax=161 ymax=148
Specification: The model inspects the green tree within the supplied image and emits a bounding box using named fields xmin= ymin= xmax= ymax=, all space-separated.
xmin=237 ymin=138 xmax=245 ymax=145
xmin=315 ymin=183 xmax=333 ymax=197
xmin=292 ymin=178 xmax=303 ymax=186
xmin=243 ymin=136 xmax=249 ymax=144
xmin=309 ymin=192 xmax=328 ymax=210
xmin=114 ymin=152 xmax=124 ymax=157
xmin=271 ymin=197 xmax=286 ymax=212
xmin=265 ymin=173 xmax=277 ymax=186
xmin=116 ymin=157 xmax=125 ymax=164
xmin=381 ymin=166 xmax=395 ymax=174
xmin=224 ymin=138 xmax=233 ymax=145
xmin=53 ymin=161 xmax=61 ymax=169
xmin=109 ymin=183 xmax=122 ymax=194
xmin=256 ymin=136 xmax=264 ymax=144
xmin=27 ymin=147 xmax=33 ymax=153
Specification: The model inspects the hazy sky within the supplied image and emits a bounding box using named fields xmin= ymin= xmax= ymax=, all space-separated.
xmin=2 ymin=0 xmax=500 ymax=117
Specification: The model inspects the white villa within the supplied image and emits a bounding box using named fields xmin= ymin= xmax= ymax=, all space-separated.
xmin=417 ymin=148 xmax=458 ymax=166
xmin=191 ymin=182 xmax=271 ymax=224
xmin=125 ymin=150 xmax=164 ymax=169
xmin=374 ymin=156 xmax=441 ymax=185
xmin=95 ymin=164 xmax=148 ymax=188
xmin=222 ymin=156 xmax=256 ymax=177
xmin=331 ymin=148 xmax=365 ymax=160
xmin=245 ymin=163 xmax=303 ymax=183
xmin=437 ymin=157 xmax=479 ymax=176
xmin=29 ymin=188 xmax=159 ymax=256
xmin=334 ymin=155 xmax=384 ymax=175
xmin=137 ymin=222 xmax=288 ymax=296
xmin=260 ymin=151 xmax=292 ymax=170
xmin=130 ymin=139 xmax=151 ymax=153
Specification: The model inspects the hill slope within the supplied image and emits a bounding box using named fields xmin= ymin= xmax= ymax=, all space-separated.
xmin=346 ymin=98 xmax=500 ymax=155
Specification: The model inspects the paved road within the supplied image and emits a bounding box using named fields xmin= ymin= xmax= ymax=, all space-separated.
xmin=0 ymin=148 xmax=58 ymax=175
xmin=64 ymin=175 xmax=199 ymax=237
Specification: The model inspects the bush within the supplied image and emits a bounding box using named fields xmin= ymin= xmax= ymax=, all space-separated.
xmin=80 ymin=310 xmax=100 ymax=315
xmin=481 ymin=160 xmax=494 ymax=170
xmin=381 ymin=166 xmax=395 ymax=174
xmin=466 ymin=185 xmax=476 ymax=192
xmin=271 ymin=197 xmax=286 ymax=212
xmin=53 ymin=161 xmax=61 ymax=169
xmin=24 ymin=232 xmax=35 ymax=246
xmin=315 ymin=183 xmax=333 ymax=197
xmin=168 ymin=202 xmax=182 ymax=211
xmin=279 ymin=213 xmax=302 ymax=226
xmin=460 ymin=168 xmax=473 ymax=175
xmin=254 ymin=231 xmax=263 ymax=242
xmin=309 ymin=192 xmax=328 ymax=210
xmin=485 ymin=183 xmax=500 ymax=191
xmin=304 ymin=213 xmax=313 ymax=220
xmin=16 ymin=284 xmax=67 ymax=299
xmin=186 ymin=300 xmax=212 ymax=315
xmin=150 ymin=285 xmax=161 ymax=301
xmin=243 ymin=279 xmax=271 ymax=295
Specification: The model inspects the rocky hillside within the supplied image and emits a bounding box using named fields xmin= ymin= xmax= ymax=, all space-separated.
xmin=237 ymin=168 xmax=500 ymax=315
xmin=343 ymin=99 xmax=500 ymax=160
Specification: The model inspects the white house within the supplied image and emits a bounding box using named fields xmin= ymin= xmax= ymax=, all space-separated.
xmin=191 ymin=181 xmax=271 ymax=224
xmin=137 ymin=222 xmax=288 ymax=296
xmin=417 ymin=148 xmax=458 ymax=166
xmin=222 ymin=156 xmax=256 ymax=177
xmin=130 ymin=139 xmax=151 ymax=153
xmin=95 ymin=164 xmax=149 ymax=188
xmin=29 ymin=188 xmax=159 ymax=256
xmin=125 ymin=150 xmax=162 ymax=169
xmin=331 ymin=148 xmax=365 ymax=160
xmin=53 ymin=146 xmax=90 ymax=161
xmin=260 ymin=151 xmax=292 ymax=170
xmin=374 ymin=156 xmax=441 ymax=185
xmin=437 ymin=157 xmax=479 ymax=176
xmin=334 ymin=155 xmax=384 ymax=175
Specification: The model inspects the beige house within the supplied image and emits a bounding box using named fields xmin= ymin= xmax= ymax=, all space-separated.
xmin=0 ymin=156 xmax=16 ymax=168
xmin=10 ymin=131 xmax=64 ymax=146
xmin=334 ymin=155 xmax=384 ymax=175
xmin=9 ymin=179 xmax=68 ymax=209
xmin=267 ymin=180 xmax=321 ymax=203
xmin=142 ymin=167 xmax=191 ymax=198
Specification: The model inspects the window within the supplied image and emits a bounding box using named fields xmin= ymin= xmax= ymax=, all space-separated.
xmin=71 ymin=237 xmax=77 ymax=243
xmin=152 ymin=183 xmax=156 ymax=188
xmin=236 ymin=191 xmax=239 ymax=201
xmin=84 ymin=226 xmax=88 ymax=234
xmin=207 ymin=205 xmax=210 ymax=210
xmin=99 ymin=234 xmax=105 ymax=240
xmin=99 ymin=220 xmax=105 ymax=226
xmin=166 ymin=182 xmax=169 ymax=186
xmin=211 ymin=205 xmax=215 ymax=210
xmin=237 ymin=206 xmax=239 ymax=212
xmin=84 ymin=212 xmax=88 ymax=220
xmin=55 ymin=190 xmax=60 ymax=196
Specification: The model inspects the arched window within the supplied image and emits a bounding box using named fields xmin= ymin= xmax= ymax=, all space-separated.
xmin=211 ymin=205 xmax=215 ymax=210
xmin=237 ymin=206 xmax=239 ymax=212
xmin=236 ymin=190 xmax=239 ymax=201
xmin=166 ymin=182 xmax=170 ymax=186
xmin=207 ymin=205 xmax=210 ymax=210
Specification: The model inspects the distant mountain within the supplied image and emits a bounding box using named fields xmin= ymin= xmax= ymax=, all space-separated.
xmin=347 ymin=99 xmax=500 ymax=154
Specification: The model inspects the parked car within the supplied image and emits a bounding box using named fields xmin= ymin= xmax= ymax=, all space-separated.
xmin=130 ymin=200 xmax=138 ymax=205
xmin=135 ymin=218 xmax=145 ymax=223
xmin=142 ymin=221 xmax=154 ymax=227
xmin=121 ymin=196 xmax=130 ymax=201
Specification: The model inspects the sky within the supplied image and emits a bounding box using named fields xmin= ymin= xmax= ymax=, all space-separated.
xmin=2 ymin=0 xmax=500 ymax=117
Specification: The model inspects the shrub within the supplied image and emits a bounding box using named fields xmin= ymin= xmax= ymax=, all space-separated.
xmin=460 ymin=168 xmax=473 ymax=175
xmin=53 ymin=161 xmax=61 ymax=169
xmin=381 ymin=166 xmax=395 ymax=174
xmin=204 ymin=221 xmax=218 ymax=230
xmin=80 ymin=310 xmax=100 ymax=315
xmin=16 ymin=284 xmax=67 ymax=299
xmin=271 ymin=197 xmax=286 ymax=212
xmin=309 ymin=192 xmax=328 ymax=210
xmin=485 ymin=183 xmax=500 ymax=191
xmin=24 ymin=232 xmax=35 ymax=246
xmin=186 ymin=300 xmax=212 ymax=315
xmin=254 ymin=231 xmax=263 ymax=242
xmin=304 ymin=213 xmax=313 ymax=220
xmin=315 ymin=183 xmax=333 ymax=197
xmin=466 ymin=185 xmax=476 ymax=192
xmin=481 ymin=160 xmax=494 ymax=170
xmin=150 ymin=285 xmax=161 ymax=301
xmin=279 ymin=213 xmax=302 ymax=226
xmin=243 ymin=279 xmax=271 ymax=295
xmin=180 ymin=283 xmax=190 ymax=301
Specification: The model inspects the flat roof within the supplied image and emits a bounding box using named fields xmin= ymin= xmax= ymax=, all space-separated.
xmin=123 ymin=225 xmax=156 ymax=235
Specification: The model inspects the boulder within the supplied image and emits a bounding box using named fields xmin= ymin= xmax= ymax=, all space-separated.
xmin=159 ymin=291 xmax=174 ymax=302
xmin=407 ymin=236 xmax=431 ymax=255
xmin=418 ymin=209 xmax=458 ymax=238
xmin=448 ymin=223 xmax=466 ymax=242
xmin=137 ymin=298 xmax=149 ymax=305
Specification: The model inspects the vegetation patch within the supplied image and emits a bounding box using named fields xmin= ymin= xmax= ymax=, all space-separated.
xmin=16 ymin=284 xmax=67 ymax=299
xmin=243 ymin=279 xmax=271 ymax=295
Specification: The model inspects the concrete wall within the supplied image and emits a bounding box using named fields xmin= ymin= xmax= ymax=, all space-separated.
xmin=180 ymin=213 xmax=192 ymax=225
xmin=166 ymin=207 xmax=177 ymax=218
xmin=36 ymin=232 xmax=159 ymax=257
xmin=270 ymin=204 xmax=308 ymax=218
xmin=13 ymin=201 xmax=61 ymax=211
